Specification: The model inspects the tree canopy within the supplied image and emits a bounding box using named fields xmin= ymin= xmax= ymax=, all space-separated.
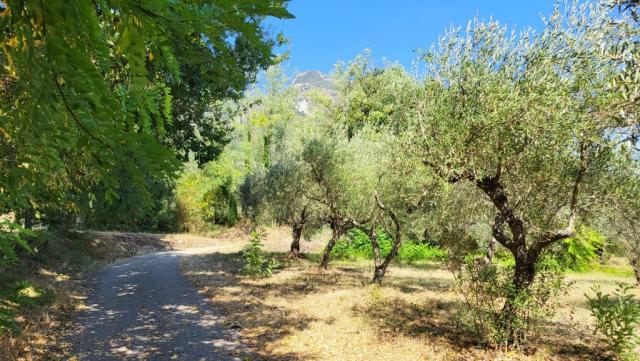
xmin=0 ymin=0 xmax=292 ymax=224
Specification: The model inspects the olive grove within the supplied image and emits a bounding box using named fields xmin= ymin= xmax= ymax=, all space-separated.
xmin=233 ymin=0 xmax=640 ymax=348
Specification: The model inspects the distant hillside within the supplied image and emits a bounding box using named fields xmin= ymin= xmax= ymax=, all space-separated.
xmin=290 ymin=70 xmax=336 ymax=114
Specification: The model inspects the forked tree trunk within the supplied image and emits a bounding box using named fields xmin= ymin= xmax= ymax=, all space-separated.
xmin=372 ymin=235 xmax=402 ymax=284
xmin=371 ymin=196 xmax=403 ymax=283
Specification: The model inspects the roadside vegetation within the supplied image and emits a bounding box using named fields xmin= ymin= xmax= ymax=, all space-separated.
xmin=2 ymin=0 xmax=640 ymax=360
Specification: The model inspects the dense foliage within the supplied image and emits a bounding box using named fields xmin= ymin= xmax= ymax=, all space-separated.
xmin=331 ymin=229 xmax=447 ymax=263
xmin=0 ymin=0 xmax=291 ymax=229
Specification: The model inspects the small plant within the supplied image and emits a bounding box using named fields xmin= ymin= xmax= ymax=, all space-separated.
xmin=241 ymin=231 xmax=277 ymax=278
xmin=0 ymin=222 xmax=33 ymax=268
xmin=586 ymin=283 xmax=640 ymax=360
xmin=370 ymin=284 xmax=383 ymax=302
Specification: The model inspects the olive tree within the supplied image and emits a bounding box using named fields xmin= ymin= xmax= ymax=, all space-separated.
xmin=262 ymin=158 xmax=323 ymax=258
xmin=300 ymin=129 xmax=380 ymax=269
xmin=414 ymin=3 xmax=638 ymax=342
xmin=323 ymin=61 xmax=446 ymax=282
xmin=238 ymin=83 xmax=323 ymax=258
xmin=361 ymin=130 xmax=445 ymax=283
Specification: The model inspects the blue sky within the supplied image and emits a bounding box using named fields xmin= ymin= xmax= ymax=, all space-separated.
xmin=266 ymin=1 xmax=556 ymax=74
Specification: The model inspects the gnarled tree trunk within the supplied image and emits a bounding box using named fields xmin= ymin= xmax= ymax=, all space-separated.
xmin=477 ymin=173 xmax=574 ymax=346
xmin=372 ymin=196 xmax=402 ymax=284
xmin=320 ymin=222 xmax=345 ymax=269
xmin=290 ymin=223 xmax=303 ymax=258
xmin=289 ymin=208 xmax=307 ymax=259
xmin=372 ymin=234 xmax=402 ymax=283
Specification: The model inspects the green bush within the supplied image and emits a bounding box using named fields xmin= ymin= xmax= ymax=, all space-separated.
xmin=397 ymin=241 xmax=447 ymax=263
xmin=0 ymin=222 xmax=37 ymax=335
xmin=587 ymin=284 xmax=640 ymax=360
xmin=0 ymin=222 xmax=33 ymax=268
xmin=241 ymin=231 xmax=277 ymax=278
xmin=331 ymin=229 xmax=391 ymax=260
xmin=176 ymin=155 xmax=245 ymax=232
xmin=454 ymin=255 xmax=568 ymax=348
xmin=330 ymin=229 xmax=447 ymax=263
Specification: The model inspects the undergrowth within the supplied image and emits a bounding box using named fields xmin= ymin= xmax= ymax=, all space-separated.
xmin=330 ymin=229 xmax=447 ymax=263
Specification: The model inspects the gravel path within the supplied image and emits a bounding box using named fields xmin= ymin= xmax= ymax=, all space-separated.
xmin=68 ymin=250 xmax=248 ymax=360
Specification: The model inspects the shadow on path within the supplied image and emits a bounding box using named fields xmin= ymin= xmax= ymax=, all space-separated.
xmin=67 ymin=251 xmax=254 ymax=360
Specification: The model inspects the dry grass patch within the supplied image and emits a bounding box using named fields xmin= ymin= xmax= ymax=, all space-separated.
xmin=181 ymin=231 xmax=640 ymax=361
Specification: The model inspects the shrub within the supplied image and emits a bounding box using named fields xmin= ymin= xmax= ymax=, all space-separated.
xmin=330 ymin=229 xmax=447 ymax=263
xmin=586 ymin=283 xmax=640 ymax=360
xmin=176 ymin=154 xmax=245 ymax=232
xmin=453 ymin=256 xmax=568 ymax=348
xmin=331 ymin=229 xmax=391 ymax=260
xmin=397 ymin=241 xmax=447 ymax=263
xmin=241 ymin=231 xmax=277 ymax=278
xmin=0 ymin=222 xmax=33 ymax=268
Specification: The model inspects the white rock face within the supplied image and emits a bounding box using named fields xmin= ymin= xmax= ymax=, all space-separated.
xmin=290 ymin=70 xmax=336 ymax=115
xmin=296 ymin=97 xmax=310 ymax=114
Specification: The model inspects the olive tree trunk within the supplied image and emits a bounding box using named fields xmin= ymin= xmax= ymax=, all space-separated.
xmin=290 ymin=223 xmax=303 ymax=258
xmin=371 ymin=196 xmax=402 ymax=284
xmin=372 ymin=234 xmax=403 ymax=283
xmin=476 ymin=173 xmax=576 ymax=346
xmin=369 ymin=228 xmax=383 ymax=280
xmin=320 ymin=222 xmax=349 ymax=269
xmin=630 ymin=254 xmax=640 ymax=285
xmin=289 ymin=209 xmax=307 ymax=259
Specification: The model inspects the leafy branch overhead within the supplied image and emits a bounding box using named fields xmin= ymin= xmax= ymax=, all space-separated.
xmin=0 ymin=0 xmax=292 ymax=215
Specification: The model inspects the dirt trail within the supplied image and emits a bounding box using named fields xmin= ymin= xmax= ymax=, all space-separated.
xmin=67 ymin=247 xmax=250 ymax=360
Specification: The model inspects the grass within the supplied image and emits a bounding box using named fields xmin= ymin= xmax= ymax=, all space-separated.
xmin=181 ymin=227 xmax=640 ymax=361
xmin=566 ymin=257 xmax=636 ymax=278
